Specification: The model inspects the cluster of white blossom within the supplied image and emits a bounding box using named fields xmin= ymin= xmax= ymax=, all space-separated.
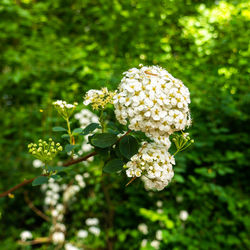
xmin=83 ymin=87 xmax=115 ymax=110
xmin=75 ymin=108 xmax=99 ymax=154
xmin=125 ymin=142 xmax=175 ymax=191
xmin=65 ymin=243 xmax=81 ymax=250
xmin=139 ymin=226 xmax=163 ymax=250
xmin=75 ymin=109 xmax=99 ymax=128
xmin=41 ymin=173 xmax=89 ymax=246
xmin=85 ymin=217 xmax=101 ymax=236
xmin=114 ymin=65 xmax=191 ymax=145
xmin=53 ymin=100 xmax=78 ymax=119
xmin=53 ymin=100 xmax=78 ymax=110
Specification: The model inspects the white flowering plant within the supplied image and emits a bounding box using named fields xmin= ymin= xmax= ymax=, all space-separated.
xmin=1 ymin=65 xmax=194 ymax=249
xmin=1 ymin=65 xmax=194 ymax=195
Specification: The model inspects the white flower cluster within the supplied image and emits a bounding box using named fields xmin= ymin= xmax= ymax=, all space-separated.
xmin=85 ymin=217 xmax=101 ymax=236
xmin=75 ymin=108 xmax=99 ymax=154
xmin=53 ymin=100 xmax=78 ymax=119
xmin=83 ymin=87 xmax=115 ymax=110
xmin=114 ymin=65 xmax=191 ymax=145
xmin=53 ymin=100 xmax=78 ymax=110
xmin=65 ymin=243 xmax=80 ymax=250
xmin=140 ymin=230 xmax=163 ymax=249
xmin=75 ymin=109 xmax=99 ymax=128
xmin=125 ymin=142 xmax=175 ymax=191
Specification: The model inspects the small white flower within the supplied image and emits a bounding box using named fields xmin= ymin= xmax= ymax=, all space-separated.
xmin=52 ymin=232 xmax=65 ymax=244
xmin=33 ymin=159 xmax=44 ymax=168
xmin=156 ymin=230 xmax=163 ymax=241
xmin=156 ymin=201 xmax=163 ymax=207
xmin=138 ymin=223 xmax=148 ymax=235
xmin=65 ymin=243 xmax=80 ymax=250
xmin=179 ymin=210 xmax=189 ymax=221
xmin=141 ymin=239 xmax=148 ymax=247
xmin=51 ymin=209 xmax=59 ymax=217
xmin=77 ymin=229 xmax=88 ymax=239
xmin=89 ymin=226 xmax=100 ymax=236
xmin=151 ymin=240 xmax=160 ymax=249
xmin=176 ymin=196 xmax=183 ymax=203
xmin=20 ymin=231 xmax=32 ymax=241
xmin=86 ymin=218 xmax=99 ymax=226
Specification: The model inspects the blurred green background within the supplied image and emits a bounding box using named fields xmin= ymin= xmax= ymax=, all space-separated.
xmin=0 ymin=0 xmax=250 ymax=249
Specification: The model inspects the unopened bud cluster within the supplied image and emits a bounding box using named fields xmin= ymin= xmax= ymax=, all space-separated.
xmin=124 ymin=142 xmax=175 ymax=191
xmin=28 ymin=138 xmax=63 ymax=163
xmin=172 ymin=132 xmax=194 ymax=152
xmin=83 ymin=87 xmax=116 ymax=110
xmin=53 ymin=100 xmax=78 ymax=119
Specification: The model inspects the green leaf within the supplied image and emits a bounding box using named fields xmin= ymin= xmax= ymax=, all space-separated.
xmin=103 ymin=159 xmax=124 ymax=173
xmin=61 ymin=134 xmax=70 ymax=140
xmin=50 ymin=175 xmax=61 ymax=180
xmin=119 ymin=135 xmax=139 ymax=159
xmin=52 ymin=126 xmax=67 ymax=132
xmin=91 ymin=133 xmax=118 ymax=148
xmin=65 ymin=144 xmax=79 ymax=152
xmin=32 ymin=176 xmax=48 ymax=186
xmin=174 ymin=174 xmax=185 ymax=183
xmin=82 ymin=123 xmax=100 ymax=135
xmin=73 ymin=128 xmax=83 ymax=135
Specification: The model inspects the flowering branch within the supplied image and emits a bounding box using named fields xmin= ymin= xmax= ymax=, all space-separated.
xmin=0 ymin=151 xmax=96 ymax=198
xmin=0 ymin=129 xmax=133 ymax=198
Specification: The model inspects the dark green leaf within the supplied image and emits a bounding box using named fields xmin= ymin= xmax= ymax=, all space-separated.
xmin=65 ymin=144 xmax=79 ymax=152
xmin=91 ymin=133 xmax=118 ymax=148
xmin=61 ymin=134 xmax=70 ymax=140
xmin=32 ymin=176 xmax=48 ymax=186
xmin=73 ymin=128 xmax=83 ymax=135
xmin=82 ymin=123 xmax=100 ymax=135
xmin=51 ymin=175 xmax=61 ymax=180
xmin=103 ymin=159 xmax=124 ymax=173
xmin=119 ymin=135 xmax=139 ymax=159
xmin=52 ymin=126 xmax=67 ymax=132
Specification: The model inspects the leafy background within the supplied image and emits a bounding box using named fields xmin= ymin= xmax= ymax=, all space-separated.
xmin=0 ymin=0 xmax=249 ymax=249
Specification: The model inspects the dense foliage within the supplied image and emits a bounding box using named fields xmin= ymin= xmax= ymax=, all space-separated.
xmin=0 ymin=0 xmax=249 ymax=249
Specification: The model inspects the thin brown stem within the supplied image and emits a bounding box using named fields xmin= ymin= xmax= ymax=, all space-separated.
xmin=24 ymin=191 xmax=50 ymax=222
xmin=18 ymin=237 xmax=51 ymax=245
xmin=125 ymin=176 xmax=137 ymax=187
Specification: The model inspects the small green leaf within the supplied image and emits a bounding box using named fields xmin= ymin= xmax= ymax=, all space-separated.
xmin=174 ymin=174 xmax=185 ymax=183
xmin=119 ymin=135 xmax=139 ymax=159
xmin=51 ymin=175 xmax=61 ymax=180
xmin=82 ymin=123 xmax=101 ymax=135
xmin=91 ymin=133 xmax=118 ymax=148
xmin=65 ymin=144 xmax=79 ymax=152
xmin=73 ymin=128 xmax=83 ymax=135
xmin=53 ymin=126 xmax=67 ymax=132
xmin=32 ymin=176 xmax=48 ymax=186
xmin=103 ymin=159 xmax=124 ymax=173
xmin=61 ymin=134 xmax=70 ymax=140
